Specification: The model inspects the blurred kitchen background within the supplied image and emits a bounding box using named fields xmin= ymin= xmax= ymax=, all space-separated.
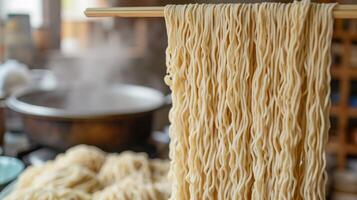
xmin=0 ymin=0 xmax=356 ymax=199
xmin=0 ymin=0 xmax=172 ymax=159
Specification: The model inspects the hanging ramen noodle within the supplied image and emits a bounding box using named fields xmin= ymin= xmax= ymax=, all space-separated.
xmin=164 ymin=1 xmax=335 ymax=199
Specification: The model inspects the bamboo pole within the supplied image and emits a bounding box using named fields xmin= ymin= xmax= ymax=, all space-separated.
xmin=85 ymin=5 xmax=357 ymax=19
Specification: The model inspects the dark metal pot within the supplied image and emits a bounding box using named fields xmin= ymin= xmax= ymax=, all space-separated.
xmin=6 ymin=84 xmax=168 ymax=152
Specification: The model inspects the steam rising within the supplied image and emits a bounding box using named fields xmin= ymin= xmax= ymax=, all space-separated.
xmin=48 ymin=31 xmax=131 ymax=88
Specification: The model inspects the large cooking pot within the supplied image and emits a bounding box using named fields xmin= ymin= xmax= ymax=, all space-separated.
xmin=6 ymin=84 xmax=168 ymax=151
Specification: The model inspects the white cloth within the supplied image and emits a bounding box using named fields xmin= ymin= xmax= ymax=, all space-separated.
xmin=0 ymin=60 xmax=30 ymax=96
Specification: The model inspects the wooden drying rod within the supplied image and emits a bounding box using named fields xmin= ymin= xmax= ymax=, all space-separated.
xmin=84 ymin=5 xmax=357 ymax=19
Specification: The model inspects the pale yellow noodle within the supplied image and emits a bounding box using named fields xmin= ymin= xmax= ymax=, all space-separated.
xmin=55 ymin=144 xmax=106 ymax=172
xmin=7 ymin=146 xmax=170 ymax=199
xmin=150 ymin=159 xmax=171 ymax=183
xmin=93 ymin=177 xmax=168 ymax=200
xmin=98 ymin=151 xmax=152 ymax=186
xmin=96 ymin=153 xmax=170 ymax=199
xmin=15 ymin=162 xmax=55 ymax=190
xmin=29 ymin=164 xmax=102 ymax=193
xmin=4 ymin=188 xmax=91 ymax=200
xmin=164 ymin=1 xmax=334 ymax=199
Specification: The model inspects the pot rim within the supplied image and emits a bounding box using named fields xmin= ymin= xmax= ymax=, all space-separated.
xmin=6 ymin=84 xmax=167 ymax=119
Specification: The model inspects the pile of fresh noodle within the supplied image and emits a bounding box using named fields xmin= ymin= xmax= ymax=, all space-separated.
xmin=5 ymin=145 xmax=170 ymax=200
